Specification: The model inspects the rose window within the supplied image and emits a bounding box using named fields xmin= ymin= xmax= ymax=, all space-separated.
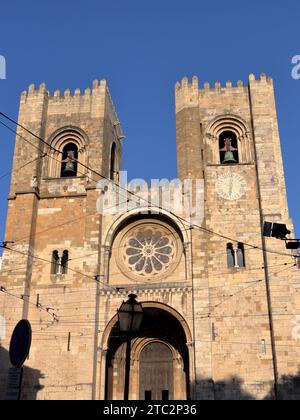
xmin=117 ymin=221 xmax=181 ymax=280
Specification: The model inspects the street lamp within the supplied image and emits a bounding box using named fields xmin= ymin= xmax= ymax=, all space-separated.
xmin=118 ymin=294 xmax=144 ymax=400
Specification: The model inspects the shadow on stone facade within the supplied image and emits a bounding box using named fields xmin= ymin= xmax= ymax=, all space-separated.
xmin=275 ymin=371 xmax=300 ymax=401
xmin=213 ymin=377 xmax=255 ymax=400
xmin=196 ymin=371 xmax=300 ymax=400
xmin=0 ymin=345 xmax=44 ymax=400
xmin=0 ymin=345 xmax=10 ymax=399
xmin=2 ymin=341 xmax=300 ymax=400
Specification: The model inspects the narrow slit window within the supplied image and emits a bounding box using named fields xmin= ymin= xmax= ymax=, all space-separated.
xmin=110 ymin=142 xmax=117 ymax=181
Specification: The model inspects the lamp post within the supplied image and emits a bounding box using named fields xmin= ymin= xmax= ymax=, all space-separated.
xmin=118 ymin=294 xmax=144 ymax=401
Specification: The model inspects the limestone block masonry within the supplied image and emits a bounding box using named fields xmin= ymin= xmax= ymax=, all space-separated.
xmin=0 ymin=74 xmax=299 ymax=400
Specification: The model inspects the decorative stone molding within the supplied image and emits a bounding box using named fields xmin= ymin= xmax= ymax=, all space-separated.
xmin=45 ymin=126 xmax=89 ymax=178
xmin=204 ymin=115 xmax=253 ymax=164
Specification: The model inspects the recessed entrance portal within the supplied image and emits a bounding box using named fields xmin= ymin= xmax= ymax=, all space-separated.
xmin=139 ymin=342 xmax=173 ymax=400
xmin=105 ymin=305 xmax=191 ymax=400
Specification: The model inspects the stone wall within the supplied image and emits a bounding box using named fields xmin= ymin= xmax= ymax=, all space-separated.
xmin=0 ymin=74 xmax=299 ymax=400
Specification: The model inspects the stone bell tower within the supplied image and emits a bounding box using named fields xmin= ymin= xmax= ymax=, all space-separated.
xmin=0 ymin=80 xmax=123 ymax=399
xmin=0 ymin=73 xmax=299 ymax=401
xmin=175 ymin=74 xmax=300 ymax=399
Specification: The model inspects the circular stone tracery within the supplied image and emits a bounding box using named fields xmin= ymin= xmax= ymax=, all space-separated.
xmin=116 ymin=220 xmax=181 ymax=281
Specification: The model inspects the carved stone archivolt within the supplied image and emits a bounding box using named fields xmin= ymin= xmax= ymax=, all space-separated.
xmin=204 ymin=115 xmax=253 ymax=164
xmin=45 ymin=126 xmax=89 ymax=178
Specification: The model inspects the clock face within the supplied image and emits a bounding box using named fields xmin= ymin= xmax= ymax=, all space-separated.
xmin=216 ymin=172 xmax=247 ymax=200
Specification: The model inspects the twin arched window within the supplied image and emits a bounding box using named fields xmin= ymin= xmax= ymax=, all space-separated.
xmin=51 ymin=250 xmax=69 ymax=275
xmin=227 ymin=243 xmax=245 ymax=268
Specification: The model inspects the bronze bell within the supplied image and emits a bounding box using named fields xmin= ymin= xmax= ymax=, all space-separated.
xmin=63 ymin=162 xmax=76 ymax=176
xmin=220 ymin=138 xmax=238 ymax=164
xmin=222 ymin=151 xmax=237 ymax=164
xmin=62 ymin=150 xmax=76 ymax=177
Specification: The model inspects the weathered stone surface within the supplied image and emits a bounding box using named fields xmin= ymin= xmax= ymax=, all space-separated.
xmin=0 ymin=75 xmax=299 ymax=400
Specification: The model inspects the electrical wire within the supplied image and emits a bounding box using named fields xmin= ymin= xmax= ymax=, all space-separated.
xmin=0 ymin=153 xmax=47 ymax=181
xmin=0 ymin=286 xmax=58 ymax=321
xmin=1 ymin=264 xmax=295 ymax=328
xmin=0 ymin=244 xmax=115 ymax=290
xmin=0 ymin=111 xmax=296 ymax=262
xmin=0 ymin=112 xmax=298 ymax=344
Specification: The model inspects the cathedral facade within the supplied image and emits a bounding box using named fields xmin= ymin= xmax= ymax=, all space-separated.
xmin=0 ymin=74 xmax=299 ymax=400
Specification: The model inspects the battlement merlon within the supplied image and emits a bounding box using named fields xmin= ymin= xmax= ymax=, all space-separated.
xmin=175 ymin=73 xmax=274 ymax=114
xmin=19 ymin=79 xmax=124 ymax=139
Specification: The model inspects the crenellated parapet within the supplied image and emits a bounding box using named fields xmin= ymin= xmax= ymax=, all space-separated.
xmin=19 ymin=79 xmax=123 ymax=138
xmin=175 ymin=73 xmax=274 ymax=113
xmin=175 ymin=76 xmax=199 ymax=113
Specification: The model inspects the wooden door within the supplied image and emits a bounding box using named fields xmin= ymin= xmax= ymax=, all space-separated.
xmin=139 ymin=343 xmax=173 ymax=400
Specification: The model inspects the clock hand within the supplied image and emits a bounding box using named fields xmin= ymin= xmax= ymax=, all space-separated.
xmin=229 ymin=179 xmax=233 ymax=196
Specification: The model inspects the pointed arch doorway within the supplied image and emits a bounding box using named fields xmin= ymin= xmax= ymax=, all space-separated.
xmin=104 ymin=304 xmax=192 ymax=400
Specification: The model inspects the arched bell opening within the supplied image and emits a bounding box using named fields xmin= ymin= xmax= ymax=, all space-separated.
xmin=61 ymin=142 xmax=78 ymax=177
xmin=104 ymin=306 xmax=191 ymax=401
xmin=219 ymin=130 xmax=239 ymax=164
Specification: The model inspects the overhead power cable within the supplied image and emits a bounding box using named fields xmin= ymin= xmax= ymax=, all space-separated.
xmin=0 ymin=286 xmax=58 ymax=321
xmin=0 ymin=153 xmax=47 ymax=181
xmin=0 ymin=244 xmax=117 ymax=291
xmin=0 ymin=111 xmax=295 ymax=261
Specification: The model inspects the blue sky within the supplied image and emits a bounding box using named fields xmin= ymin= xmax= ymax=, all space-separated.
xmin=0 ymin=0 xmax=299 ymax=253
